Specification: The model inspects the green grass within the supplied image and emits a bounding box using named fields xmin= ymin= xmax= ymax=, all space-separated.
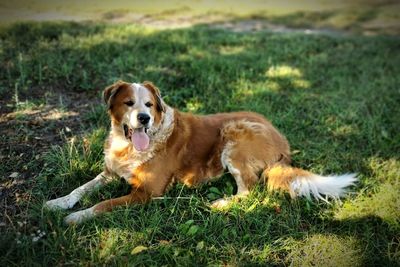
xmin=0 ymin=21 xmax=399 ymax=266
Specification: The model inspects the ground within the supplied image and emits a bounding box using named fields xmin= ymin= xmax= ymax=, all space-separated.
xmin=0 ymin=2 xmax=400 ymax=266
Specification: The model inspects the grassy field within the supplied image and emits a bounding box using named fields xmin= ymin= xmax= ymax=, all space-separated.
xmin=1 ymin=0 xmax=400 ymax=35
xmin=0 ymin=20 xmax=399 ymax=266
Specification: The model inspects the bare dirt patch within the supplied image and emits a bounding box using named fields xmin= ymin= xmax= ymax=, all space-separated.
xmin=0 ymin=87 xmax=101 ymax=225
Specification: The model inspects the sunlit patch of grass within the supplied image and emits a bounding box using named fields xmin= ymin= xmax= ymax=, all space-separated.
xmin=219 ymin=45 xmax=246 ymax=55
xmin=287 ymin=234 xmax=363 ymax=267
xmin=266 ymin=65 xmax=302 ymax=78
xmin=185 ymin=98 xmax=204 ymax=113
xmin=332 ymin=125 xmax=359 ymax=137
xmin=291 ymin=78 xmax=310 ymax=89
xmin=1 ymin=20 xmax=399 ymax=266
xmin=367 ymin=158 xmax=400 ymax=185
xmin=58 ymin=24 xmax=155 ymax=49
xmin=265 ymin=65 xmax=310 ymax=90
xmin=336 ymin=160 xmax=400 ymax=230
xmin=265 ymin=80 xmax=281 ymax=91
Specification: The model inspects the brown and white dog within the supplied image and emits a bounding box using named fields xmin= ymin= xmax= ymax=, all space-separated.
xmin=45 ymin=81 xmax=357 ymax=224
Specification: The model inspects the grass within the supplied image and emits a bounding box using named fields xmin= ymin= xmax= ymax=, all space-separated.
xmin=251 ymin=3 xmax=400 ymax=35
xmin=0 ymin=20 xmax=399 ymax=266
xmin=2 ymin=1 xmax=400 ymax=35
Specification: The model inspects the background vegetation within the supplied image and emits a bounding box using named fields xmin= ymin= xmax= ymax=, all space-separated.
xmin=0 ymin=1 xmax=399 ymax=266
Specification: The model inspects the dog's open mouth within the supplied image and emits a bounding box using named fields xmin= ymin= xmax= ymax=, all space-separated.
xmin=123 ymin=124 xmax=150 ymax=151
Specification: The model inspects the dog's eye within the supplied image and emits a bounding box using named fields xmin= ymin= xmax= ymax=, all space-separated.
xmin=145 ymin=102 xmax=153 ymax=108
xmin=124 ymin=100 xmax=134 ymax=107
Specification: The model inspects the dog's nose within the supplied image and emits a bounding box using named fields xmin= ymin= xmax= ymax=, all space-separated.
xmin=137 ymin=113 xmax=150 ymax=125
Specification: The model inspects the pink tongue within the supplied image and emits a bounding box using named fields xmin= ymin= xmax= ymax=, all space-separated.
xmin=131 ymin=131 xmax=150 ymax=151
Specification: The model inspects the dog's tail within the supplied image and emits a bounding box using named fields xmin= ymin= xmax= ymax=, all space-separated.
xmin=262 ymin=164 xmax=357 ymax=201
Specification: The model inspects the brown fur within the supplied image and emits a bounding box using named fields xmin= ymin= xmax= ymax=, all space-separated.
xmin=46 ymin=81 xmax=355 ymax=224
xmin=263 ymin=165 xmax=312 ymax=197
xmin=92 ymin=81 xmax=321 ymax=214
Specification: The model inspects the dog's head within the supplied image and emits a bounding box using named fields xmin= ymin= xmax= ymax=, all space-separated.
xmin=104 ymin=80 xmax=166 ymax=151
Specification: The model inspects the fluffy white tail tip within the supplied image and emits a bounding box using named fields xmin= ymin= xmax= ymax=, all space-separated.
xmin=290 ymin=173 xmax=357 ymax=202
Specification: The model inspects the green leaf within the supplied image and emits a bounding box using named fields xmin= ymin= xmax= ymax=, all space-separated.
xmin=187 ymin=225 xmax=199 ymax=236
xmin=207 ymin=193 xmax=219 ymax=201
xmin=209 ymin=187 xmax=222 ymax=195
xmin=225 ymin=181 xmax=234 ymax=195
xmin=184 ymin=219 xmax=194 ymax=225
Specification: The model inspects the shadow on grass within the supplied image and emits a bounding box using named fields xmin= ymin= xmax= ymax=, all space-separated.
xmin=55 ymin=194 xmax=397 ymax=266
xmin=0 ymin=20 xmax=399 ymax=265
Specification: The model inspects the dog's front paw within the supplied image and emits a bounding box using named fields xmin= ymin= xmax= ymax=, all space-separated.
xmin=64 ymin=208 xmax=95 ymax=225
xmin=45 ymin=195 xmax=75 ymax=210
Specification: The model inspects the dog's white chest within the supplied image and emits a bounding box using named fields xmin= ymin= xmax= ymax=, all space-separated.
xmin=104 ymin=136 xmax=155 ymax=181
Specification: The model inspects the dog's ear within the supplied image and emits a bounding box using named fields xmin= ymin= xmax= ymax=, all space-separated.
xmin=143 ymin=81 xmax=166 ymax=113
xmin=103 ymin=80 xmax=125 ymax=109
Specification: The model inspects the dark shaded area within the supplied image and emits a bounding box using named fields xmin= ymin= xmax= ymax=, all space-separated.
xmin=0 ymin=20 xmax=399 ymax=265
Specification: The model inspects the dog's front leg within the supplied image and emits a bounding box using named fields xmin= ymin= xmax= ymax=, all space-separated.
xmin=45 ymin=171 xmax=113 ymax=210
xmin=64 ymin=187 xmax=151 ymax=224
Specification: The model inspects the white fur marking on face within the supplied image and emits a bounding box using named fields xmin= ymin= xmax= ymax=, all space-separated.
xmin=127 ymin=83 xmax=154 ymax=129
xmin=105 ymin=106 xmax=175 ymax=182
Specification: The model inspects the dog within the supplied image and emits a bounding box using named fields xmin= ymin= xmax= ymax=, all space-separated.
xmin=45 ymin=81 xmax=357 ymax=224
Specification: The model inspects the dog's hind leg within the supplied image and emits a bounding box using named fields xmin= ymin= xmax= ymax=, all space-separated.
xmin=211 ymin=141 xmax=260 ymax=209
xmin=212 ymin=120 xmax=287 ymax=209
xmin=45 ymin=171 xmax=114 ymax=210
